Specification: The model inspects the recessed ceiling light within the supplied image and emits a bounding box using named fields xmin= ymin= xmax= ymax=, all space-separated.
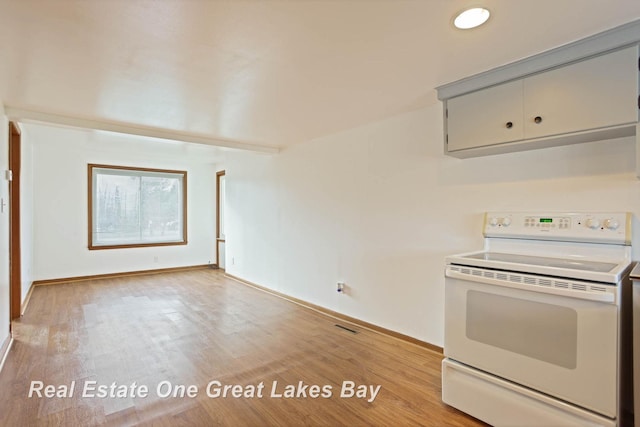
xmin=453 ymin=7 xmax=490 ymax=30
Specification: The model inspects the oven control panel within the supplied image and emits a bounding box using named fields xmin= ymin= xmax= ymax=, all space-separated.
xmin=483 ymin=212 xmax=631 ymax=244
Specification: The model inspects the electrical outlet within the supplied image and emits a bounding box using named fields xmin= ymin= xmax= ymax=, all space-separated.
xmin=154 ymin=256 xmax=159 ymax=263
xmin=337 ymin=282 xmax=345 ymax=293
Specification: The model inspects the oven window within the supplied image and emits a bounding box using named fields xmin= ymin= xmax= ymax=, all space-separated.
xmin=466 ymin=290 xmax=578 ymax=369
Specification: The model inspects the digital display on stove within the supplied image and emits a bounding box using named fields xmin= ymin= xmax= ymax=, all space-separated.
xmin=540 ymin=218 xmax=553 ymax=223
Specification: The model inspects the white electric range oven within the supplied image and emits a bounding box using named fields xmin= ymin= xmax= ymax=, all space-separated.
xmin=442 ymin=212 xmax=634 ymax=427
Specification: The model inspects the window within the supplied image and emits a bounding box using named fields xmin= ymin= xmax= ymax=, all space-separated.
xmin=88 ymin=164 xmax=187 ymax=249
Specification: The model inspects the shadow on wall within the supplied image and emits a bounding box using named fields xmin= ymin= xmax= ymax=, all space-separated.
xmin=437 ymin=136 xmax=635 ymax=186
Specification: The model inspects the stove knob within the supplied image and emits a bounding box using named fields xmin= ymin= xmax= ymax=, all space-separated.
xmin=604 ymin=219 xmax=619 ymax=230
xmin=585 ymin=218 xmax=601 ymax=229
xmin=502 ymin=217 xmax=512 ymax=226
xmin=489 ymin=217 xmax=499 ymax=226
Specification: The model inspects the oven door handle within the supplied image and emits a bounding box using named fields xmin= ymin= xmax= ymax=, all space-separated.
xmin=445 ymin=267 xmax=615 ymax=303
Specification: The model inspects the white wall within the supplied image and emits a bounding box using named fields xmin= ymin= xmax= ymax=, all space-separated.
xmin=27 ymin=124 xmax=218 ymax=280
xmin=20 ymin=131 xmax=33 ymax=303
xmin=225 ymin=103 xmax=640 ymax=347
xmin=0 ymin=106 xmax=10 ymax=348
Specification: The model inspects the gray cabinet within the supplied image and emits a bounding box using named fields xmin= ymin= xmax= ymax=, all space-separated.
xmin=444 ymin=46 xmax=639 ymax=158
xmin=447 ymin=80 xmax=523 ymax=152
xmin=523 ymin=47 xmax=637 ymax=139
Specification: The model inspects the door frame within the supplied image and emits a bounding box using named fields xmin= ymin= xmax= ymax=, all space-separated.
xmin=8 ymin=121 xmax=21 ymax=321
xmin=216 ymin=170 xmax=225 ymax=268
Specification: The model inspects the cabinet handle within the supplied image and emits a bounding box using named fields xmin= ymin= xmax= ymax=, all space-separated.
xmin=505 ymin=121 xmax=513 ymax=129
xmin=534 ymin=116 xmax=543 ymax=124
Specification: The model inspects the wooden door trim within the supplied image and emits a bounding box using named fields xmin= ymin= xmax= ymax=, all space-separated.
xmin=216 ymin=170 xmax=225 ymax=268
xmin=9 ymin=122 xmax=21 ymax=321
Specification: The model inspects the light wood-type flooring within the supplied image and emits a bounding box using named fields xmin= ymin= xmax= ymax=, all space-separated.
xmin=0 ymin=269 xmax=485 ymax=426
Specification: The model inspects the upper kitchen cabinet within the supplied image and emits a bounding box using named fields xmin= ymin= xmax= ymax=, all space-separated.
xmin=523 ymin=47 xmax=637 ymax=140
xmin=443 ymin=46 xmax=638 ymax=157
xmin=446 ymin=80 xmax=524 ymax=152
xmin=437 ymin=20 xmax=640 ymax=160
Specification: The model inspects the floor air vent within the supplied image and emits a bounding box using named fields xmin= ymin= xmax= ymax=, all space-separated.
xmin=335 ymin=324 xmax=358 ymax=334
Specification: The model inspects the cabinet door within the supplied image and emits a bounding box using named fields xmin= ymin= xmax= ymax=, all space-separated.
xmin=524 ymin=46 xmax=638 ymax=139
xmin=446 ymin=80 xmax=524 ymax=152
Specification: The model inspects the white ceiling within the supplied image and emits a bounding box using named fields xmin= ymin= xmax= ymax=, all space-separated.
xmin=1 ymin=0 xmax=640 ymax=151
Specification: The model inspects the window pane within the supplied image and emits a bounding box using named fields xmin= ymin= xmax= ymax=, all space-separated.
xmin=90 ymin=165 xmax=186 ymax=248
xmin=140 ymin=176 xmax=182 ymax=242
xmin=94 ymin=173 xmax=141 ymax=245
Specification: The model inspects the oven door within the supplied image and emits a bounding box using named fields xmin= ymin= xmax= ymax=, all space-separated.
xmin=445 ymin=265 xmax=618 ymax=418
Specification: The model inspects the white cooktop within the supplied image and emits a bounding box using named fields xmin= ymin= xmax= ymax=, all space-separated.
xmin=462 ymin=252 xmax=617 ymax=273
xmin=446 ymin=212 xmax=633 ymax=284
xmin=447 ymin=249 xmax=630 ymax=284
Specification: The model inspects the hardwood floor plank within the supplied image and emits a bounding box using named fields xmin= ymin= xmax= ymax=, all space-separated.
xmin=0 ymin=269 xmax=484 ymax=426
